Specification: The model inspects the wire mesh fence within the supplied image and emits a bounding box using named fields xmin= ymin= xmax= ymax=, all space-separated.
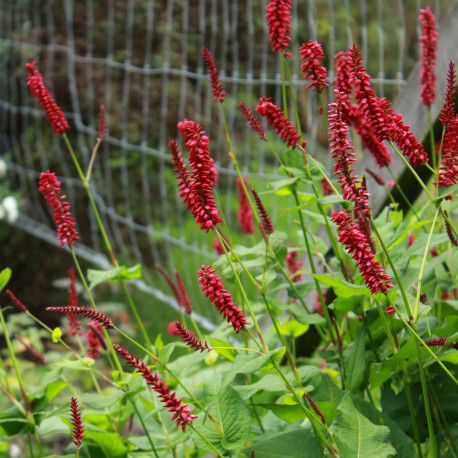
xmin=0 ymin=0 xmax=452 ymax=323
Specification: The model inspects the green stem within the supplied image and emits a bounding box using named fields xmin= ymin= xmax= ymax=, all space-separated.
xmin=86 ymin=138 xmax=102 ymax=182
xmin=318 ymin=93 xmax=330 ymax=131
xmin=403 ymin=372 xmax=424 ymax=458
xmin=414 ymin=208 xmax=439 ymax=319
xmin=189 ymin=314 xmax=205 ymax=343
xmin=131 ymin=400 xmax=159 ymax=458
xmin=26 ymin=431 xmax=35 ymax=458
xmin=190 ymin=425 xmax=225 ymax=458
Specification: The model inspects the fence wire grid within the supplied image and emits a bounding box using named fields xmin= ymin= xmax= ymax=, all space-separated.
xmin=0 ymin=0 xmax=451 ymax=325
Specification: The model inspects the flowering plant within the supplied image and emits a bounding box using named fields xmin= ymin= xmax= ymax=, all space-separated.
xmin=0 ymin=4 xmax=457 ymax=457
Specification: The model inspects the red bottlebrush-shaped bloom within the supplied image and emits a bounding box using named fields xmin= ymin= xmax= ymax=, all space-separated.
xmin=422 ymin=337 xmax=447 ymax=347
xmin=286 ymin=250 xmax=303 ymax=282
xmin=202 ymin=48 xmax=226 ymax=103
xmin=328 ymin=90 xmax=371 ymax=214
xmin=437 ymin=117 xmax=458 ymax=193
xmin=67 ymin=268 xmax=82 ymax=336
xmin=321 ymin=178 xmax=333 ymax=196
xmin=419 ymin=7 xmax=438 ymax=108
xmin=305 ymin=392 xmax=326 ymax=425
xmin=38 ymin=171 xmax=79 ymax=247
xmin=6 ymin=290 xmax=28 ymax=313
xmin=365 ymin=168 xmax=385 ymax=186
xmin=97 ymin=105 xmax=107 ymax=141
xmin=46 ymin=306 xmax=114 ymax=329
xmin=167 ymin=321 xmax=180 ymax=336
xmin=236 ymin=177 xmax=255 ymax=234
xmin=175 ymin=270 xmax=193 ymax=314
xmin=239 ymin=102 xmax=267 ymax=141
xmin=198 ymin=265 xmax=251 ymax=333
xmin=256 ymin=97 xmax=306 ymax=149
xmin=452 ymin=341 xmax=458 ymax=350
xmin=334 ymin=51 xmax=353 ymax=95
xmin=300 ymin=41 xmax=329 ymax=93
xmin=85 ymin=321 xmax=104 ymax=359
xmin=175 ymin=119 xmax=222 ymax=232
xmin=439 ymin=61 xmax=456 ymax=128
xmin=332 ymin=210 xmax=394 ymax=295
xmin=251 ymin=188 xmax=274 ymax=235
xmin=266 ymin=0 xmax=292 ymax=57
xmin=213 ymin=238 xmax=225 ymax=256
xmin=26 ymin=61 xmax=70 ymax=135
xmin=114 ymin=344 xmax=198 ymax=431
xmin=15 ymin=334 xmax=48 ymax=365
xmin=445 ymin=220 xmax=458 ymax=246
xmin=173 ymin=321 xmax=211 ymax=352
xmin=169 ymin=140 xmax=195 ymax=209
xmin=70 ymin=396 xmax=85 ymax=449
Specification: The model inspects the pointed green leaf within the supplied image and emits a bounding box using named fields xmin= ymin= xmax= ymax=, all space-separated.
xmin=0 ymin=268 xmax=11 ymax=293
xmin=87 ymin=264 xmax=142 ymax=290
xmin=345 ymin=321 xmax=366 ymax=393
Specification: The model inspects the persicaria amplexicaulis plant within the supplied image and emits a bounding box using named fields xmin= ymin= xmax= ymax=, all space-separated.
xmin=3 ymin=5 xmax=458 ymax=458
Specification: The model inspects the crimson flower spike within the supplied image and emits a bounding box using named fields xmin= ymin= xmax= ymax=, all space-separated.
xmin=46 ymin=306 xmax=114 ymax=329
xmin=419 ymin=7 xmax=438 ymax=108
xmin=174 ymin=270 xmax=193 ymax=314
xmin=173 ymin=321 xmax=211 ymax=352
xmin=444 ymin=211 xmax=458 ymax=246
xmin=198 ymin=265 xmax=251 ymax=334
xmin=113 ymin=344 xmax=198 ymax=431
xmin=332 ymin=210 xmax=394 ymax=295
xmin=236 ymin=176 xmax=255 ymax=234
xmin=239 ymin=102 xmax=267 ymax=141
xmin=421 ymin=337 xmax=447 ymax=347
xmin=251 ymin=188 xmax=274 ymax=235
xmin=328 ymin=90 xmax=371 ymax=215
xmin=67 ymin=268 xmax=82 ymax=337
xmin=286 ymin=250 xmax=303 ymax=282
xmin=334 ymin=51 xmax=353 ymax=95
xmin=439 ymin=61 xmax=456 ymax=128
xmin=436 ymin=117 xmax=458 ymax=194
xmin=85 ymin=321 xmax=105 ymax=359
xmin=38 ymin=171 xmax=79 ymax=247
xmin=70 ymin=396 xmax=85 ymax=449
xmin=266 ymin=0 xmax=292 ymax=57
xmin=365 ymin=167 xmax=385 ymax=186
xmin=25 ymin=61 xmax=70 ymax=135
xmin=202 ymin=48 xmax=226 ymax=103
xmin=169 ymin=140 xmax=194 ymax=209
xmin=305 ymin=392 xmax=326 ymax=425
xmin=14 ymin=334 xmax=48 ymax=365
xmin=300 ymin=41 xmax=329 ymax=93
xmin=97 ymin=105 xmax=107 ymax=141
xmin=6 ymin=290 xmax=28 ymax=313
xmin=256 ymin=97 xmax=306 ymax=150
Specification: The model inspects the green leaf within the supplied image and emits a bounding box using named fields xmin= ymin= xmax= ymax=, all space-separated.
xmin=55 ymin=357 xmax=95 ymax=371
xmin=0 ymin=268 xmax=11 ymax=293
xmin=282 ymin=389 xmax=305 ymax=405
xmin=193 ymin=378 xmax=251 ymax=452
xmin=87 ymin=264 xmax=142 ymax=290
xmin=223 ymin=351 xmax=274 ymax=385
xmin=288 ymin=305 xmax=326 ymax=326
xmin=45 ymin=381 xmax=68 ymax=402
xmin=312 ymin=274 xmax=371 ymax=298
xmin=268 ymin=177 xmax=298 ymax=192
xmin=284 ymin=149 xmax=306 ymax=169
xmin=51 ymin=327 xmax=62 ymax=343
xmin=345 ymin=321 xmax=366 ymax=393
xmin=246 ymin=424 xmax=321 ymax=457
xmin=154 ymin=333 xmax=164 ymax=353
xmin=269 ymin=231 xmax=288 ymax=261
xmin=208 ymin=337 xmax=236 ymax=362
xmin=262 ymin=403 xmax=307 ymax=423
xmin=84 ymin=430 xmax=132 ymax=457
xmin=331 ymin=394 xmax=396 ymax=458
xmin=158 ymin=343 xmax=175 ymax=367
xmin=278 ymin=320 xmax=309 ymax=338
xmin=81 ymin=391 xmax=124 ymax=409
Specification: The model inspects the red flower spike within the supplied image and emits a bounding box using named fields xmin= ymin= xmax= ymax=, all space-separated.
xmin=113 ymin=344 xmax=198 ymax=431
xmin=97 ymin=105 xmax=107 ymax=141
xmin=386 ymin=306 xmax=395 ymax=314
xmin=198 ymin=265 xmax=251 ymax=334
xmin=14 ymin=334 xmax=48 ymax=365
xmin=202 ymin=48 xmax=226 ymax=103
xmin=26 ymin=61 xmax=70 ymax=135
xmin=286 ymin=250 xmax=303 ymax=282
xmin=421 ymin=337 xmax=447 ymax=347
xmin=305 ymin=392 xmax=326 ymax=425
xmin=266 ymin=0 xmax=292 ymax=57
xmin=439 ymin=61 xmax=456 ymax=128
xmin=328 ymin=90 xmax=371 ymax=215
xmin=444 ymin=211 xmax=458 ymax=246
xmin=334 ymin=51 xmax=353 ymax=95
xmin=38 ymin=171 xmax=79 ymax=247
xmin=321 ymin=178 xmax=333 ymax=196
xmin=67 ymin=268 xmax=82 ymax=336
xmin=251 ymin=188 xmax=274 ymax=235
xmin=256 ymin=97 xmax=306 ymax=150
xmin=419 ymin=7 xmax=438 ymax=108
xmin=85 ymin=321 xmax=104 ymax=359
xmin=176 ymin=119 xmax=223 ymax=232
xmin=167 ymin=321 xmax=181 ymax=336
xmin=364 ymin=168 xmax=385 ymax=186
xmin=6 ymin=290 xmax=28 ymax=313
xmin=300 ymin=41 xmax=329 ymax=93
xmin=46 ymin=306 xmax=114 ymax=329
xmin=436 ymin=117 xmax=458 ymax=193
xmin=70 ymin=396 xmax=85 ymax=449
xmin=175 ymin=270 xmax=193 ymax=314
xmin=332 ymin=210 xmax=394 ymax=295
xmin=239 ymin=102 xmax=267 ymax=141
xmin=213 ymin=238 xmax=225 ymax=256
xmin=236 ymin=177 xmax=255 ymax=234
xmin=169 ymin=140 xmax=195 ymax=209
xmin=174 ymin=321 xmax=211 ymax=352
